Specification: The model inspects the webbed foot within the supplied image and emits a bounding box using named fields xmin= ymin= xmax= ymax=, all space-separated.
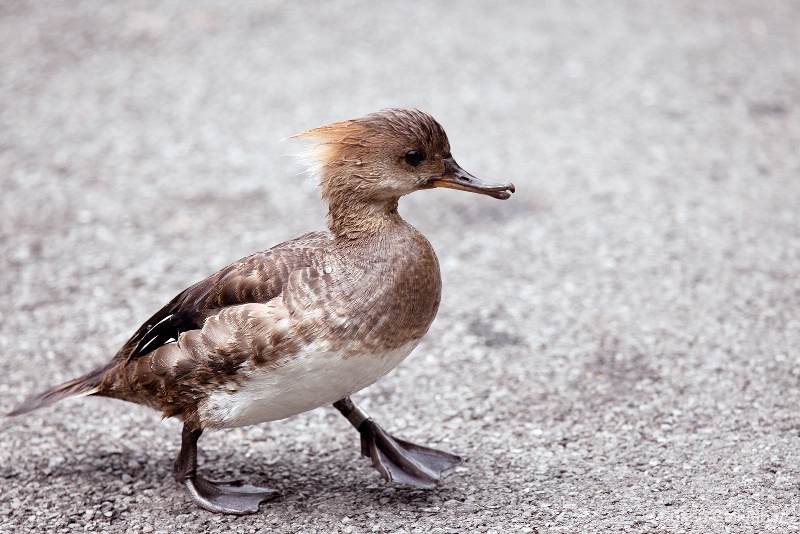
xmin=174 ymin=424 xmax=280 ymax=515
xmin=183 ymin=476 xmax=280 ymax=515
xmin=333 ymin=397 xmax=462 ymax=488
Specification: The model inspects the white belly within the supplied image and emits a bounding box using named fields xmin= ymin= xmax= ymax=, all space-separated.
xmin=198 ymin=340 xmax=418 ymax=429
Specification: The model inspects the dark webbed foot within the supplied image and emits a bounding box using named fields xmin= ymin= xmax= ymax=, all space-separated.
xmin=358 ymin=419 xmax=463 ymax=488
xmin=184 ymin=477 xmax=280 ymax=515
xmin=174 ymin=425 xmax=280 ymax=515
xmin=334 ymin=397 xmax=462 ymax=488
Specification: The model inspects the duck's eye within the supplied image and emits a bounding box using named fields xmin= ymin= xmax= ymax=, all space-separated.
xmin=404 ymin=150 xmax=425 ymax=167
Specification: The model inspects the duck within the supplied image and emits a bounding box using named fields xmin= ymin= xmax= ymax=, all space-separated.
xmin=7 ymin=108 xmax=515 ymax=514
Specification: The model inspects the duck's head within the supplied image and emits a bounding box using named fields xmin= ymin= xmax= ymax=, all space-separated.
xmin=295 ymin=108 xmax=515 ymax=203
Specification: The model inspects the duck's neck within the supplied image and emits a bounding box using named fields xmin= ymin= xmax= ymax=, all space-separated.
xmin=326 ymin=193 xmax=403 ymax=243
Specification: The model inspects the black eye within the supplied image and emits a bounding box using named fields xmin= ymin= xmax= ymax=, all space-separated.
xmin=404 ymin=150 xmax=425 ymax=167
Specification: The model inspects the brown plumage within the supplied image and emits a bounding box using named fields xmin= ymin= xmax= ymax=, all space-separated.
xmin=8 ymin=108 xmax=515 ymax=514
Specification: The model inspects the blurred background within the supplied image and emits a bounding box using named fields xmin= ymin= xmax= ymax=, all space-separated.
xmin=1 ymin=1 xmax=799 ymax=532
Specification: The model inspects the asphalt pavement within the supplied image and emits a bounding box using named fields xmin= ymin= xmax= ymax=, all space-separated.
xmin=1 ymin=1 xmax=799 ymax=532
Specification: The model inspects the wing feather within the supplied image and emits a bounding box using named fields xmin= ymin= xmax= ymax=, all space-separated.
xmin=116 ymin=232 xmax=330 ymax=362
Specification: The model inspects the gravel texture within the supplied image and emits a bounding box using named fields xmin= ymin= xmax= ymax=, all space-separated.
xmin=2 ymin=1 xmax=800 ymax=532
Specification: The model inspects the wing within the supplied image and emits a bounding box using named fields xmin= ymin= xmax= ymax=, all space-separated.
xmin=118 ymin=301 xmax=296 ymax=424
xmin=115 ymin=231 xmax=331 ymax=363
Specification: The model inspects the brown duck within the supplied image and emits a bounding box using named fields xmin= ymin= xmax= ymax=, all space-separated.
xmin=8 ymin=108 xmax=515 ymax=514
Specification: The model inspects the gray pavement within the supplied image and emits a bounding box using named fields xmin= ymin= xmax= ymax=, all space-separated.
xmin=1 ymin=1 xmax=800 ymax=532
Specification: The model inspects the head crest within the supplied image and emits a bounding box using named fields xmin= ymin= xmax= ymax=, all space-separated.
xmin=292 ymin=108 xmax=448 ymax=171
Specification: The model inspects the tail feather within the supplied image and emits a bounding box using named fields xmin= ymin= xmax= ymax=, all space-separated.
xmin=7 ymin=364 xmax=113 ymax=417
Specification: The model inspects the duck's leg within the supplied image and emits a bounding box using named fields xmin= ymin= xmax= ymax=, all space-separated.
xmin=333 ymin=397 xmax=462 ymax=488
xmin=173 ymin=424 xmax=280 ymax=515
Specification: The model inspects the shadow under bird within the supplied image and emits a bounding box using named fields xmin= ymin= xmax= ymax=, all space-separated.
xmin=7 ymin=108 xmax=515 ymax=514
